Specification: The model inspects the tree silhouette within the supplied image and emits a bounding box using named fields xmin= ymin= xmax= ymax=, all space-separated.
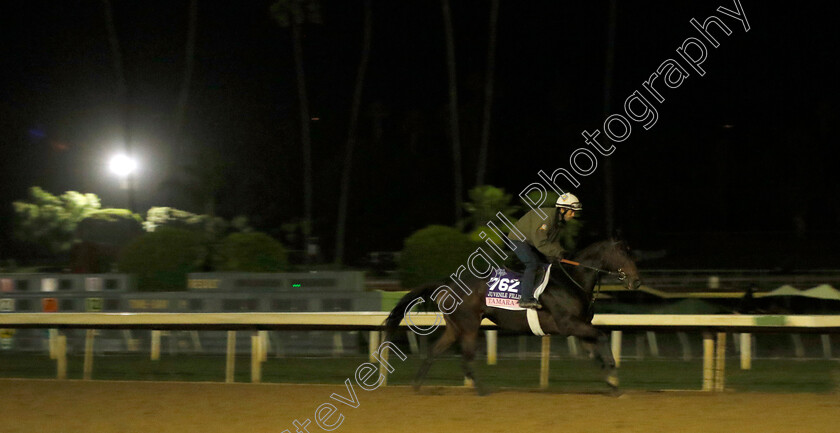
xmin=100 ymin=0 xmax=136 ymax=211
xmin=475 ymin=0 xmax=499 ymax=188
xmin=173 ymin=0 xmax=198 ymax=160
xmin=441 ymin=0 xmax=463 ymax=222
xmin=335 ymin=0 xmax=373 ymax=266
xmin=271 ymin=0 xmax=322 ymax=260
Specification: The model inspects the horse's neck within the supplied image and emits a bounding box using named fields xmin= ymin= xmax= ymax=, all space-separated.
xmin=570 ymin=254 xmax=602 ymax=290
xmin=573 ymin=267 xmax=600 ymax=296
xmin=565 ymin=241 xmax=621 ymax=301
xmin=555 ymin=262 xmax=598 ymax=299
xmin=573 ymin=251 xmax=603 ymax=269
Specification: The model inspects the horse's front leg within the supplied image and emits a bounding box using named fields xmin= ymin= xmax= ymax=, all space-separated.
xmin=580 ymin=333 xmax=619 ymax=390
xmin=551 ymin=314 xmax=620 ymax=393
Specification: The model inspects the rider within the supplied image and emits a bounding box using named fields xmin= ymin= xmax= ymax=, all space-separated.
xmin=509 ymin=192 xmax=582 ymax=309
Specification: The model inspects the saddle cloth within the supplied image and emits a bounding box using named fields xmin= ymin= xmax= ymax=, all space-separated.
xmin=485 ymin=264 xmax=551 ymax=311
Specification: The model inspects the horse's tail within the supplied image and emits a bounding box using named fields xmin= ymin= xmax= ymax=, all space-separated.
xmin=383 ymin=283 xmax=439 ymax=341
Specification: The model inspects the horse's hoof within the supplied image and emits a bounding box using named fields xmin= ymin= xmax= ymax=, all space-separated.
xmin=606 ymin=374 xmax=620 ymax=389
xmin=475 ymin=385 xmax=490 ymax=396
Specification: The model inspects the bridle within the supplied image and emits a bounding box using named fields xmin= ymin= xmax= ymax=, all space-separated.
xmin=559 ymin=258 xmax=627 ymax=281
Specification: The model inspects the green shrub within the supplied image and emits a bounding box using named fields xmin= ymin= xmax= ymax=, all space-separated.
xmin=399 ymin=225 xmax=478 ymax=288
xmin=76 ymin=209 xmax=143 ymax=245
xmin=12 ymin=186 xmax=101 ymax=255
xmin=143 ymin=207 xmax=208 ymax=232
xmin=216 ymin=232 xmax=288 ymax=272
xmin=460 ymin=185 xmax=519 ymax=231
xmin=117 ymin=228 xmax=204 ymax=291
xmin=72 ymin=209 xmax=143 ymax=273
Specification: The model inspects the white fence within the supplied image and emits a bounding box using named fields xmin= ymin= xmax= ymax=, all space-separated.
xmin=1 ymin=313 xmax=839 ymax=391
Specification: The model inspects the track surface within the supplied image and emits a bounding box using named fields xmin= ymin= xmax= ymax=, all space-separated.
xmin=0 ymin=379 xmax=837 ymax=433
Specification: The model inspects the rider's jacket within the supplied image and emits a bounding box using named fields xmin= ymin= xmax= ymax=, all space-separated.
xmin=508 ymin=208 xmax=566 ymax=261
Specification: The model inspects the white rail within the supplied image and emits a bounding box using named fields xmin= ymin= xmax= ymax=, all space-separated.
xmin=2 ymin=312 xmax=840 ymax=329
xmin=1 ymin=313 xmax=838 ymax=390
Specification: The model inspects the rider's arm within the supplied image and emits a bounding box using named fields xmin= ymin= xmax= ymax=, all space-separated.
xmin=531 ymin=222 xmax=565 ymax=261
xmin=535 ymin=237 xmax=564 ymax=261
xmin=513 ymin=209 xmax=565 ymax=260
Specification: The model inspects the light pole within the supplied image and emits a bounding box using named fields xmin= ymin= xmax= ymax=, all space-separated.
xmin=109 ymin=153 xmax=137 ymax=212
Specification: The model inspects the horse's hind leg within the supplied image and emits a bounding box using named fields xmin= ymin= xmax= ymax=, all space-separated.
xmin=414 ymin=325 xmax=458 ymax=391
xmin=458 ymin=322 xmax=487 ymax=395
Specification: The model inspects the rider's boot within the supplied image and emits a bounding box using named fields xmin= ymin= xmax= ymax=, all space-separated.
xmin=517 ymin=269 xmax=542 ymax=309
xmin=518 ymin=298 xmax=541 ymax=309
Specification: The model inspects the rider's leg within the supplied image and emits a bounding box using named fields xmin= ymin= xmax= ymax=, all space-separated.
xmin=511 ymin=240 xmax=541 ymax=308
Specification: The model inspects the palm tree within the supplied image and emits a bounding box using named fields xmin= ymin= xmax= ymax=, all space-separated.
xmin=158 ymin=151 xmax=229 ymax=271
xmin=270 ymin=0 xmax=322 ymax=260
xmin=602 ymin=0 xmax=618 ymax=236
xmin=101 ymin=0 xmax=136 ymax=212
xmin=441 ymin=0 xmax=463 ymax=222
xmin=475 ymin=0 xmax=499 ymax=188
xmin=174 ymin=0 xmax=198 ymax=153
xmin=156 ymin=0 xmax=199 ymax=208
xmin=335 ymin=0 xmax=373 ymax=266
xmin=160 ymin=151 xmax=228 ymax=218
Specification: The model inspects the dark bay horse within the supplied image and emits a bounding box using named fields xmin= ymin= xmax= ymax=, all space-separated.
xmin=384 ymin=240 xmax=642 ymax=395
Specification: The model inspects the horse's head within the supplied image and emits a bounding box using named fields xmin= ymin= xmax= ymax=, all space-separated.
xmin=579 ymin=240 xmax=642 ymax=291
xmin=609 ymin=240 xmax=642 ymax=290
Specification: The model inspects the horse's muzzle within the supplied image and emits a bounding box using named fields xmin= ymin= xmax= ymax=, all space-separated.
xmin=632 ymin=279 xmax=642 ymax=290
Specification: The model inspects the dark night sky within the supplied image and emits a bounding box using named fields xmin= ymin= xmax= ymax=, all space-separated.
xmin=1 ymin=1 xmax=839 ymax=267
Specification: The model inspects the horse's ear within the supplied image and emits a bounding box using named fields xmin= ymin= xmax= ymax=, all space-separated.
xmin=610 ymin=228 xmax=630 ymax=252
xmin=612 ymin=238 xmax=631 ymax=253
xmin=610 ymin=229 xmax=624 ymax=244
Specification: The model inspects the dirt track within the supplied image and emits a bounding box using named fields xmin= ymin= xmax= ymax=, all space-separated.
xmin=0 ymin=379 xmax=837 ymax=433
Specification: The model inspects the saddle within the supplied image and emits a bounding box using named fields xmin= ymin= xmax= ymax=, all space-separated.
xmin=485 ymin=264 xmax=552 ymax=311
